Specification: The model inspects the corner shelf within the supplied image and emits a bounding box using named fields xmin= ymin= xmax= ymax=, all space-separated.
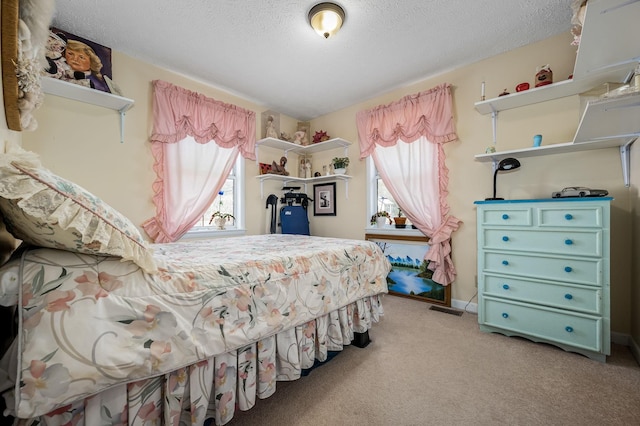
xmin=255 ymin=137 xmax=353 ymax=198
xmin=41 ymin=77 xmax=135 ymax=143
xmin=255 ymin=173 xmax=352 ymax=198
xmin=256 ymin=137 xmax=351 ymax=158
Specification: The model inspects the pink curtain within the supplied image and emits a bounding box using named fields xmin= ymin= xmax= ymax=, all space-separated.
xmin=142 ymin=80 xmax=256 ymax=243
xmin=357 ymin=83 xmax=461 ymax=285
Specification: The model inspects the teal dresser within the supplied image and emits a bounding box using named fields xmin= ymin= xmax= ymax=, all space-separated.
xmin=475 ymin=198 xmax=611 ymax=362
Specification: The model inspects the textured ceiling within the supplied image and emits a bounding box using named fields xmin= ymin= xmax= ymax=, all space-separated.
xmin=50 ymin=0 xmax=573 ymax=121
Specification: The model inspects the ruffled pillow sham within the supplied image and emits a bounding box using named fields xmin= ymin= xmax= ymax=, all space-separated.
xmin=0 ymin=145 xmax=157 ymax=273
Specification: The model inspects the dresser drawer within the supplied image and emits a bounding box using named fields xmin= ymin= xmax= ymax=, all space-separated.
xmin=483 ymin=252 xmax=603 ymax=286
xmin=538 ymin=206 xmax=604 ymax=228
xmin=481 ymin=229 xmax=602 ymax=256
xmin=479 ymin=208 xmax=532 ymax=226
xmin=482 ymin=274 xmax=601 ymax=314
xmin=482 ymin=297 xmax=602 ymax=352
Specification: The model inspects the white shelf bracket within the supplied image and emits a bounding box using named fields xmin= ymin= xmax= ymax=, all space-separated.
xmin=620 ymin=138 xmax=636 ymax=187
xmin=119 ymin=110 xmax=126 ymax=143
xmin=491 ymin=109 xmax=498 ymax=146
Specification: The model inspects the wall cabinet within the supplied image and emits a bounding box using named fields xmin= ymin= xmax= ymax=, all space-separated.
xmin=474 ymin=0 xmax=639 ymax=185
xmin=475 ymin=198 xmax=611 ymax=362
xmin=41 ymin=77 xmax=134 ymax=143
xmin=255 ymin=137 xmax=352 ymax=198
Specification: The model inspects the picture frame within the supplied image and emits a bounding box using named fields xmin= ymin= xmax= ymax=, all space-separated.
xmin=43 ymin=27 xmax=114 ymax=94
xmin=296 ymin=121 xmax=311 ymax=145
xmin=313 ymin=182 xmax=336 ymax=216
xmin=365 ymin=234 xmax=451 ymax=306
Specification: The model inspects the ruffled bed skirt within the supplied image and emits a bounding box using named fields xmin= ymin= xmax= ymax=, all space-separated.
xmin=15 ymin=295 xmax=384 ymax=426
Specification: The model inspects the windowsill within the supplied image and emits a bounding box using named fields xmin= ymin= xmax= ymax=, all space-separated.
xmin=364 ymin=226 xmax=424 ymax=236
xmin=181 ymin=228 xmax=247 ymax=240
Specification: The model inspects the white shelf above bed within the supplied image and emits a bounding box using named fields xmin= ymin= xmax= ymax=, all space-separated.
xmin=41 ymin=77 xmax=135 ymax=143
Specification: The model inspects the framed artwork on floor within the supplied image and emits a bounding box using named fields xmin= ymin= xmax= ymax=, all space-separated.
xmin=313 ymin=182 xmax=336 ymax=216
xmin=365 ymin=234 xmax=451 ymax=306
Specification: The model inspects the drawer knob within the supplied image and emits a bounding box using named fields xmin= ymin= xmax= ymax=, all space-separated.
xmin=502 ymin=313 xmax=509 ymax=319
xmin=502 ymin=236 xmax=509 ymax=242
xmin=502 ymin=284 xmax=510 ymax=290
xmin=565 ymin=326 xmax=574 ymax=333
xmin=502 ymin=214 xmax=509 ymax=220
xmin=564 ymin=239 xmax=573 ymax=245
xmin=564 ymin=293 xmax=573 ymax=300
xmin=502 ymin=260 xmax=509 ymax=266
xmin=565 ymin=214 xmax=573 ymax=220
xmin=564 ymin=266 xmax=573 ymax=273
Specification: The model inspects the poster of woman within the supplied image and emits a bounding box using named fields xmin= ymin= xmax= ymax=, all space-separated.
xmin=42 ymin=27 xmax=115 ymax=94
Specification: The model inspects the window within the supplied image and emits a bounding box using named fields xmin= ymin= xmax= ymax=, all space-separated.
xmin=184 ymin=156 xmax=245 ymax=237
xmin=366 ymin=157 xmax=411 ymax=228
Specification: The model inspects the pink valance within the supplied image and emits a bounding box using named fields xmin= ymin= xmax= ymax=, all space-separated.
xmin=357 ymin=83 xmax=457 ymax=159
xmin=151 ymin=80 xmax=256 ymax=160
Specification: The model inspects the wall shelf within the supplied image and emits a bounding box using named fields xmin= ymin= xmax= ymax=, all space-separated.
xmin=41 ymin=77 xmax=135 ymax=143
xmin=474 ymin=0 xmax=639 ymax=187
xmin=256 ymin=137 xmax=351 ymax=159
xmin=474 ymin=0 xmax=640 ymax=116
xmin=255 ymin=137 xmax=353 ymax=198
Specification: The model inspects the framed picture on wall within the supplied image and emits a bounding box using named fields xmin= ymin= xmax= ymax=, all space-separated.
xmin=43 ymin=27 xmax=115 ymax=94
xmin=365 ymin=234 xmax=451 ymax=306
xmin=313 ymin=182 xmax=336 ymax=216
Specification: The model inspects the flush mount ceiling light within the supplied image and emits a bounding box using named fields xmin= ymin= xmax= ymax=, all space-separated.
xmin=309 ymin=2 xmax=345 ymax=39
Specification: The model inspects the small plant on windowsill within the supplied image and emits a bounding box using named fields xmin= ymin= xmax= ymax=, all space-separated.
xmin=371 ymin=211 xmax=391 ymax=226
xmin=209 ymin=191 xmax=235 ymax=229
xmin=394 ymin=208 xmax=407 ymax=228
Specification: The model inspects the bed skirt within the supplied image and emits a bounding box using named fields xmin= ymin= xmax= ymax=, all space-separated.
xmin=12 ymin=294 xmax=384 ymax=426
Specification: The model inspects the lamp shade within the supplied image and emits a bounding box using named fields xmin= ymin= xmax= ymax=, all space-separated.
xmin=309 ymin=3 xmax=345 ymax=38
xmin=486 ymin=157 xmax=521 ymax=200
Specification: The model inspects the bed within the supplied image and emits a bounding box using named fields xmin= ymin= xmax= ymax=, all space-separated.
xmin=0 ymin=145 xmax=391 ymax=425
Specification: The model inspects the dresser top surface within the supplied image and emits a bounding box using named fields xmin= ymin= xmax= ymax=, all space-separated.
xmin=474 ymin=197 xmax=613 ymax=205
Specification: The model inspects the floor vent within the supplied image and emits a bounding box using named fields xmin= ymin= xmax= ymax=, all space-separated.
xmin=429 ymin=305 xmax=464 ymax=316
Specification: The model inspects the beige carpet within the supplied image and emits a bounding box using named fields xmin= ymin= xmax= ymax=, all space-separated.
xmin=228 ymin=295 xmax=640 ymax=426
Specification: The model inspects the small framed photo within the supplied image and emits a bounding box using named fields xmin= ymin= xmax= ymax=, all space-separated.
xmin=313 ymin=182 xmax=336 ymax=216
xmin=296 ymin=121 xmax=311 ymax=145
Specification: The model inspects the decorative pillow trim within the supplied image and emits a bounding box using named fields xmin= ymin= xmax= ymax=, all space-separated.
xmin=0 ymin=147 xmax=157 ymax=273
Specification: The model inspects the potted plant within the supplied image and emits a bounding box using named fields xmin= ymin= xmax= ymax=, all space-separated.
xmin=331 ymin=157 xmax=350 ymax=174
xmin=370 ymin=211 xmax=390 ymax=228
xmin=394 ymin=208 xmax=407 ymax=228
xmin=209 ymin=191 xmax=235 ymax=230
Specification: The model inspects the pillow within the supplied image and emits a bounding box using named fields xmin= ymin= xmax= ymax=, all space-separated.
xmin=0 ymin=145 xmax=157 ymax=273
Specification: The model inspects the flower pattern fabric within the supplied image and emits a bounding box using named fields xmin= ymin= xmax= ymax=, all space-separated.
xmin=0 ymin=234 xmax=390 ymax=424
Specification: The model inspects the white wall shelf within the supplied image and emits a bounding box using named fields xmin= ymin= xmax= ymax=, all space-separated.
xmin=256 ymin=137 xmax=351 ymax=159
xmin=474 ymin=0 xmax=639 ymax=187
xmin=255 ymin=173 xmax=352 ymax=198
xmin=474 ymin=0 xmax=640 ymax=116
xmin=255 ymin=137 xmax=353 ymax=198
xmin=41 ymin=77 xmax=135 ymax=143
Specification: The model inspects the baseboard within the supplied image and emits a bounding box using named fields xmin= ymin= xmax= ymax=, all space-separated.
xmin=611 ymin=331 xmax=630 ymax=346
xmin=451 ymin=298 xmax=477 ymax=314
xmin=630 ymin=335 xmax=640 ymax=365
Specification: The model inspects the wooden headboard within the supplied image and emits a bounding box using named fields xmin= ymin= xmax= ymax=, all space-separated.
xmin=1 ymin=0 xmax=21 ymax=131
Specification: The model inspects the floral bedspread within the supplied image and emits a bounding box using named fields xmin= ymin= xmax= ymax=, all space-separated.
xmin=0 ymin=234 xmax=390 ymax=420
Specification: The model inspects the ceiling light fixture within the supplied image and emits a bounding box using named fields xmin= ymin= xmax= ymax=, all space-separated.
xmin=308 ymin=2 xmax=345 ymax=39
